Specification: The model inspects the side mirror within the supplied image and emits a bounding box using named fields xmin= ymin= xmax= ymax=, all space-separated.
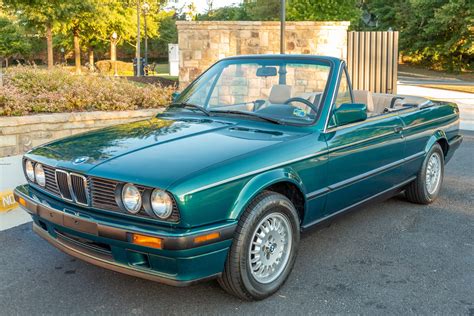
xmin=333 ymin=103 xmax=367 ymax=126
xmin=172 ymin=92 xmax=180 ymax=102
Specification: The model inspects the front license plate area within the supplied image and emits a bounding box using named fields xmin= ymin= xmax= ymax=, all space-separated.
xmin=63 ymin=214 xmax=99 ymax=235
xmin=37 ymin=205 xmax=98 ymax=236
xmin=38 ymin=206 xmax=64 ymax=226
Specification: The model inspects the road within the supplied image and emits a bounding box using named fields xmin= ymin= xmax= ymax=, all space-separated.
xmin=0 ymin=132 xmax=473 ymax=315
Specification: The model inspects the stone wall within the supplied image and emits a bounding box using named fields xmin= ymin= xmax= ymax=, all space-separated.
xmin=0 ymin=109 xmax=161 ymax=157
xmin=176 ymin=21 xmax=350 ymax=88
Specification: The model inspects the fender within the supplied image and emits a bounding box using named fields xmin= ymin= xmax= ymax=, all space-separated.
xmin=424 ymin=130 xmax=448 ymax=154
xmin=227 ymin=167 xmax=307 ymax=221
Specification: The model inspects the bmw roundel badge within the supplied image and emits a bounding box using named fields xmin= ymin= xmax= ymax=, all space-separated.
xmin=73 ymin=156 xmax=89 ymax=165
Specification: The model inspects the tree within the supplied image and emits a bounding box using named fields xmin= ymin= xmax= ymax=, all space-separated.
xmin=364 ymin=0 xmax=473 ymax=71
xmin=0 ymin=13 xmax=32 ymax=67
xmin=287 ymin=0 xmax=362 ymax=26
xmin=244 ymin=0 xmax=280 ymax=21
xmin=151 ymin=10 xmax=179 ymax=57
xmin=3 ymin=0 xmax=62 ymax=69
xmin=196 ymin=0 xmax=279 ymax=21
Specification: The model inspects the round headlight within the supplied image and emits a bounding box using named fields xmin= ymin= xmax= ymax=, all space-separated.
xmin=25 ymin=160 xmax=35 ymax=182
xmin=150 ymin=189 xmax=173 ymax=219
xmin=34 ymin=163 xmax=46 ymax=187
xmin=121 ymin=183 xmax=142 ymax=214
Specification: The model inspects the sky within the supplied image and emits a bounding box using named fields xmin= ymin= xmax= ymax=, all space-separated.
xmin=165 ymin=0 xmax=243 ymax=13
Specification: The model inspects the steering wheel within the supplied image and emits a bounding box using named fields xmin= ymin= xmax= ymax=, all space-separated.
xmin=284 ymin=97 xmax=319 ymax=113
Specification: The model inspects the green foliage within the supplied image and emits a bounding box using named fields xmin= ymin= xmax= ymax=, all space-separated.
xmin=364 ymin=0 xmax=473 ymax=71
xmin=244 ymin=0 xmax=281 ymax=21
xmin=197 ymin=0 xmax=280 ymax=21
xmin=196 ymin=6 xmax=250 ymax=21
xmin=150 ymin=10 xmax=179 ymax=57
xmin=287 ymin=0 xmax=362 ymax=26
xmin=0 ymin=13 xmax=32 ymax=59
xmin=2 ymin=0 xmax=61 ymax=33
xmin=2 ymin=0 xmax=171 ymax=64
xmin=0 ymin=67 xmax=174 ymax=116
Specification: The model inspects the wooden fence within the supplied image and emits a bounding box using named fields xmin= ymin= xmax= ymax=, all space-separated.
xmin=347 ymin=31 xmax=399 ymax=94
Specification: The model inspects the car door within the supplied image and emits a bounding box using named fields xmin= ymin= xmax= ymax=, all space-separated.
xmin=322 ymin=67 xmax=406 ymax=215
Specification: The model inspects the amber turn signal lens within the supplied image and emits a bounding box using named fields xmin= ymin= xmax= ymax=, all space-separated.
xmin=131 ymin=233 xmax=163 ymax=249
xmin=194 ymin=232 xmax=220 ymax=244
xmin=18 ymin=197 xmax=27 ymax=207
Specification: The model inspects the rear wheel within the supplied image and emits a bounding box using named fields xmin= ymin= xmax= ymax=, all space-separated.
xmin=218 ymin=191 xmax=300 ymax=300
xmin=405 ymin=143 xmax=444 ymax=204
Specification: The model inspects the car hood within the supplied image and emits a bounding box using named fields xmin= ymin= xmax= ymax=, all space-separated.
xmin=27 ymin=116 xmax=308 ymax=189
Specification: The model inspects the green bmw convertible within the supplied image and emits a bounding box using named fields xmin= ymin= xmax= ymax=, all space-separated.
xmin=15 ymin=55 xmax=462 ymax=300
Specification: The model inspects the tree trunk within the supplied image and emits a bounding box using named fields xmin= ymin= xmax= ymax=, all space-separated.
xmin=5 ymin=57 xmax=8 ymax=68
xmin=46 ymin=24 xmax=54 ymax=70
xmin=110 ymin=39 xmax=117 ymax=61
xmin=73 ymin=29 xmax=81 ymax=74
xmin=88 ymin=48 xmax=94 ymax=71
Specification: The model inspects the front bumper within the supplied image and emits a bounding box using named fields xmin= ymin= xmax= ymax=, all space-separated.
xmin=14 ymin=184 xmax=236 ymax=286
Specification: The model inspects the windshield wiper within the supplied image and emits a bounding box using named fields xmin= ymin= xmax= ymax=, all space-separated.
xmin=210 ymin=110 xmax=283 ymax=125
xmin=170 ymin=102 xmax=211 ymax=116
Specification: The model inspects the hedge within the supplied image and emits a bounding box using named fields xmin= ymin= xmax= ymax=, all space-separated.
xmin=0 ymin=66 xmax=174 ymax=116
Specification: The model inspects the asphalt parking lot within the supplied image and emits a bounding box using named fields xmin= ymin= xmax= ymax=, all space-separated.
xmin=1 ymin=132 xmax=473 ymax=315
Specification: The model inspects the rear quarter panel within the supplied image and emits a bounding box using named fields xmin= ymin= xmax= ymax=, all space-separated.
xmin=398 ymin=101 xmax=460 ymax=176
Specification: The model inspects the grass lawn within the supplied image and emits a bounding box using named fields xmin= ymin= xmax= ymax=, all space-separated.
xmin=154 ymin=63 xmax=178 ymax=81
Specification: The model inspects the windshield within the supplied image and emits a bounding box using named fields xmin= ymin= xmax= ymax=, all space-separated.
xmin=173 ymin=58 xmax=332 ymax=124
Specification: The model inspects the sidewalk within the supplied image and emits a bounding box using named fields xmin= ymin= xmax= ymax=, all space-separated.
xmin=0 ymin=155 xmax=31 ymax=230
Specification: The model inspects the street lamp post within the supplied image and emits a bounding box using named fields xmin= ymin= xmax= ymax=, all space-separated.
xmin=142 ymin=2 xmax=150 ymax=72
xmin=136 ymin=0 xmax=141 ymax=77
xmin=60 ymin=48 xmax=65 ymax=65
xmin=112 ymin=32 xmax=118 ymax=76
xmin=280 ymin=0 xmax=285 ymax=54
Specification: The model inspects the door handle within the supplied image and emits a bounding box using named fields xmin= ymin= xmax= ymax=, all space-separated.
xmin=393 ymin=126 xmax=403 ymax=133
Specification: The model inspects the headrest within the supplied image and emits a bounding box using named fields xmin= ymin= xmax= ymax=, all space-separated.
xmin=268 ymin=85 xmax=292 ymax=104
xmin=352 ymin=90 xmax=374 ymax=112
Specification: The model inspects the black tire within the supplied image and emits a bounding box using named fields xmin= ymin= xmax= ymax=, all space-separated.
xmin=405 ymin=143 xmax=444 ymax=204
xmin=218 ymin=191 xmax=300 ymax=300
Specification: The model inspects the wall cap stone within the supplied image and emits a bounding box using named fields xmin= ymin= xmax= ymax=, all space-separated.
xmin=0 ymin=109 xmax=162 ymax=129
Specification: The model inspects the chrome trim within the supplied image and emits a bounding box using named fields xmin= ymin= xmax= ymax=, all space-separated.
xmin=302 ymin=176 xmax=417 ymax=230
xmin=326 ymin=131 xmax=396 ymax=154
xmin=183 ymin=151 xmax=327 ymax=195
xmin=306 ymin=151 xmax=425 ymax=200
xmin=327 ymin=111 xmax=401 ymax=132
xmin=70 ymin=172 xmax=90 ymax=206
xmin=402 ymin=113 xmax=458 ymax=131
xmin=55 ymin=169 xmax=74 ymax=202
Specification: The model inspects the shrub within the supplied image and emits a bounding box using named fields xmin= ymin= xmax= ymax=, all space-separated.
xmin=95 ymin=60 xmax=134 ymax=75
xmin=0 ymin=66 xmax=174 ymax=116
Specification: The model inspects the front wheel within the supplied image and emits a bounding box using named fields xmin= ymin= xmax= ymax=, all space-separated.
xmin=218 ymin=191 xmax=300 ymax=300
xmin=405 ymin=143 xmax=444 ymax=204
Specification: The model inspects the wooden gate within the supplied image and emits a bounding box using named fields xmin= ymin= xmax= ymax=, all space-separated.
xmin=347 ymin=31 xmax=399 ymax=94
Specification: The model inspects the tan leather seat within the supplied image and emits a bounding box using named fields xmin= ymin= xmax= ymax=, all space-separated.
xmin=372 ymin=93 xmax=395 ymax=113
xmin=353 ymin=90 xmax=375 ymax=113
xmin=268 ymin=85 xmax=292 ymax=104
xmin=353 ymin=90 xmax=398 ymax=115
